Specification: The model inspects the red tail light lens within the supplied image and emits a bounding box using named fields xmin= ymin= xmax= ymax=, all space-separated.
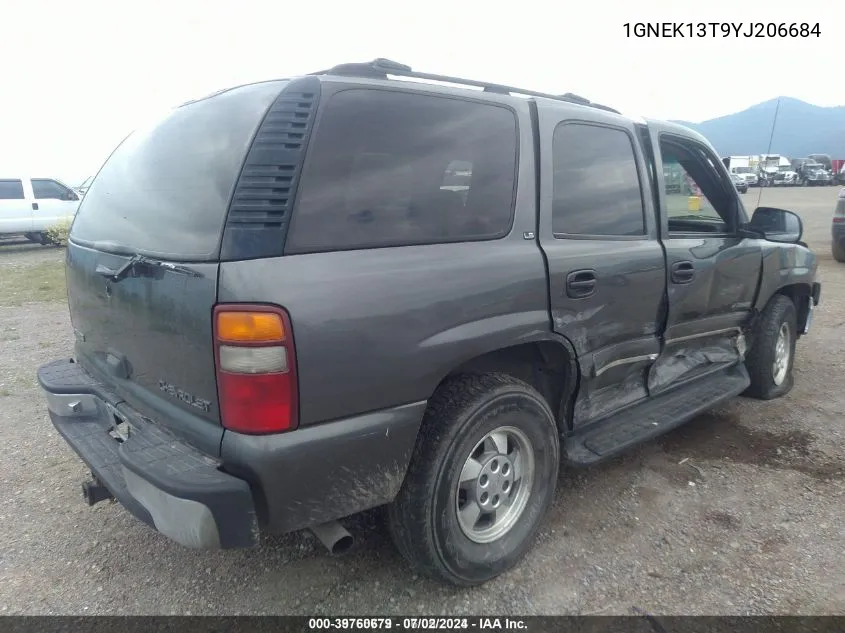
xmin=213 ymin=305 xmax=298 ymax=434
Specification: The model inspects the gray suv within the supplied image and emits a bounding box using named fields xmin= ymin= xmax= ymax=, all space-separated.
xmin=38 ymin=59 xmax=821 ymax=586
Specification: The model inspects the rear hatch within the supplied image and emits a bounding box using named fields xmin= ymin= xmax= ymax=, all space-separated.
xmin=65 ymin=80 xmax=287 ymax=454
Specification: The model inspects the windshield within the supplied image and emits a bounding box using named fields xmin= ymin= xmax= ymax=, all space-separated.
xmin=70 ymin=80 xmax=286 ymax=260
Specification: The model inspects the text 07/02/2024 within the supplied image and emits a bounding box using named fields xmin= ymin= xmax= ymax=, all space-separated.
xmin=624 ymin=22 xmax=821 ymax=38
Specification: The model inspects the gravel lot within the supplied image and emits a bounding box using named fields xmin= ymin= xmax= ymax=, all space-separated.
xmin=1 ymin=187 xmax=843 ymax=616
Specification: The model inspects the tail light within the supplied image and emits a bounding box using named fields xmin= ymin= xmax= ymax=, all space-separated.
xmin=213 ymin=305 xmax=298 ymax=434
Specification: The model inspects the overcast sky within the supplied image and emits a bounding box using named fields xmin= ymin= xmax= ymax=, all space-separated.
xmin=0 ymin=0 xmax=836 ymax=186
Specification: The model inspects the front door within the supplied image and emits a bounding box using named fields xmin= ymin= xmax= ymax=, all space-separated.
xmin=537 ymin=106 xmax=666 ymax=427
xmin=646 ymin=124 xmax=762 ymax=394
xmin=30 ymin=178 xmax=79 ymax=228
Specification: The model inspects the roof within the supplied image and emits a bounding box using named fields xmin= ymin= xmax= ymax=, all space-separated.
xmin=309 ymin=58 xmax=621 ymax=115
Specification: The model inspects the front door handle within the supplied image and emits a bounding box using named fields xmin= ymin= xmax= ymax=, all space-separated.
xmin=32 ymin=202 xmax=39 ymax=211
xmin=566 ymin=269 xmax=597 ymax=298
xmin=671 ymin=261 xmax=695 ymax=284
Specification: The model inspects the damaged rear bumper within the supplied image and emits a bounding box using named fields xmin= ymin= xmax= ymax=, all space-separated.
xmin=39 ymin=359 xmax=258 ymax=549
xmin=38 ymin=358 xmax=427 ymax=545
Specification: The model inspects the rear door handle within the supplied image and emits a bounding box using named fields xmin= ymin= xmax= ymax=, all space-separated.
xmin=566 ymin=269 xmax=597 ymax=298
xmin=32 ymin=202 xmax=39 ymax=211
xmin=671 ymin=261 xmax=695 ymax=284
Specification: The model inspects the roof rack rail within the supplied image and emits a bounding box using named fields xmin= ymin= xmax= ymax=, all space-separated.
xmin=310 ymin=58 xmax=620 ymax=114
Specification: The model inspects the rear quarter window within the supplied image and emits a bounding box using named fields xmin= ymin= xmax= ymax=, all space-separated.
xmin=284 ymin=89 xmax=518 ymax=254
xmin=0 ymin=180 xmax=25 ymax=200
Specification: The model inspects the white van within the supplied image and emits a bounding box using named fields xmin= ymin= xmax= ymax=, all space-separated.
xmin=0 ymin=177 xmax=80 ymax=243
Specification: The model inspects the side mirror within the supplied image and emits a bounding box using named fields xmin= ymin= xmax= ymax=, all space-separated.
xmin=748 ymin=206 xmax=803 ymax=243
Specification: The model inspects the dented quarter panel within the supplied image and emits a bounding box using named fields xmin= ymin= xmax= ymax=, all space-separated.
xmin=218 ymin=239 xmax=551 ymax=426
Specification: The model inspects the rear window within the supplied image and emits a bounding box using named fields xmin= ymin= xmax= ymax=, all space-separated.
xmin=70 ymin=81 xmax=287 ymax=260
xmin=552 ymin=123 xmax=645 ymax=237
xmin=285 ymin=89 xmax=518 ymax=254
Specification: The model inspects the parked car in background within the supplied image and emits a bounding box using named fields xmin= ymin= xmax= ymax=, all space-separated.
xmin=772 ymin=165 xmax=799 ymax=187
xmin=833 ymin=188 xmax=845 ymax=262
xmin=808 ymin=154 xmax=833 ymax=173
xmin=801 ymin=162 xmax=833 ymax=186
xmin=731 ymin=172 xmax=748 ymax=193
xmin=36 ymin=59 xmax=820 ymax=587
xmin=0 ymin=177 xmax=80 ymax=243
xmin=731 ymin=165 xmax=758 ymax=187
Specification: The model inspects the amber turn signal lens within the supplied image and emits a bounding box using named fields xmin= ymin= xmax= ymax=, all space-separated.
xmin=216 ymin=311 xmax=285 ymax=343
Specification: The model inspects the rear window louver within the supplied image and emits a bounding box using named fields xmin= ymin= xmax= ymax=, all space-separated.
xmin=220 ymin=76 xmax=321 ymax=260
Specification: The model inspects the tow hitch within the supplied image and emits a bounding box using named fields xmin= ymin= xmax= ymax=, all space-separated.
xmin=81 ymin=478 xmax=113 ymax=506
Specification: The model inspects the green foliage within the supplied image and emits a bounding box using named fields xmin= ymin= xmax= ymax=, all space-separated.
xmin=45 ymin=218 xmax=73 ymax=247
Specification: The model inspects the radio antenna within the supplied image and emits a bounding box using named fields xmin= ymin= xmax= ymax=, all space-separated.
xmin=757 ymin=97 xmax=782 ymax=209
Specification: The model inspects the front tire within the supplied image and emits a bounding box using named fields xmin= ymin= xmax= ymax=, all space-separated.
xmin=388 ymin=373 xmax=560 ymax=586
xmin=744 ymin=295 xmax=797 ymax=400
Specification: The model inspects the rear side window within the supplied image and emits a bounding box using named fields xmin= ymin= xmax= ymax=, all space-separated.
xmin=32 ymin=179 xmax=75 ymax=200
xmin=0 ymin=180 xmax=24 ymax=200
xmin=285 ymin=89 xmax=518 ymax=254
xmin=69 ymin=81 xmax=286 ymax=260
xmin=552 ymin=123 xmax=645 ymax=237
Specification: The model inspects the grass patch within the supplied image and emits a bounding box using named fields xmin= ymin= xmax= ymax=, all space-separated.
xmin=0 ymin=261 xmax=67 ymax=305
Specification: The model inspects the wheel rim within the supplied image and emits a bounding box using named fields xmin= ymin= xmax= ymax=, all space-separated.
xmin=455 ymin=425 xmax=535 ymax=544
xmin=772 ymin=322 xmax=791 ymax=386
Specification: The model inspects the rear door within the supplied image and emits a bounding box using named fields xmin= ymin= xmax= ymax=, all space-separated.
xmin=0 ymin=178 xmax=32 ymax=233
xmin=30 ymin=178 xmax=79 ymax=228
xmin=645 ymin=122 xmax=762 ymax=394
xmin=536 ymin=104 xmax=666 ymax=426
xmin=65 ymin=80 xmax=288 ymax=454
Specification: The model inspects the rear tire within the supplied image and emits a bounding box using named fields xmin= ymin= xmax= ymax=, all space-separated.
xmin=833 ymin=241 xmax=845 ymax=263
xmin=388 ymin=373 xmax=559 ymax=587
xmin=744 ymin=295 xmax=797 ymax=400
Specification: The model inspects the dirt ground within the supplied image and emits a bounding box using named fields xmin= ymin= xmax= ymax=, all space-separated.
xmin=0 ymin=187 xmax=843 ymax=615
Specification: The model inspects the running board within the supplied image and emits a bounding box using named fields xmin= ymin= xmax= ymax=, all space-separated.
xmin=564 ymin=363 xmax=750 ymax=466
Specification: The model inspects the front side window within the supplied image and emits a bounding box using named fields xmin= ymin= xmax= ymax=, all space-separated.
xmin=552 ymin=123 xmax=646 ymax=237
xmin=285 ymin=90 xmax=518 ymax=253
xmin=32 ymin=179 xmax=75 ymax=200
xmin=659 ymin=137 xmax=735 ymax=234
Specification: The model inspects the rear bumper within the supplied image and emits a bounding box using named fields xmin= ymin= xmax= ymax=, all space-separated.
xmin=38 ymin=360 xmax=258 ymax=549
xmin=38 ymin=358 xmax=426 ymax=546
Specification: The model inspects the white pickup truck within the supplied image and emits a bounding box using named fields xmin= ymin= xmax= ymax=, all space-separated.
xmin=0 ymin=177 xmax=80 ymax=244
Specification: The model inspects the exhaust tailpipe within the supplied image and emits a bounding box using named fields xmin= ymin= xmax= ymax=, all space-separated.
xmin=310 ymin=521 xmax=354 ymax=555
xmin=82 ymin=479 xmax=113 ymax=506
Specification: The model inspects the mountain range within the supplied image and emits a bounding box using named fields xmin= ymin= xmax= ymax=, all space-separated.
xmin=672 ymin=97 xmax=845 ymax=159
